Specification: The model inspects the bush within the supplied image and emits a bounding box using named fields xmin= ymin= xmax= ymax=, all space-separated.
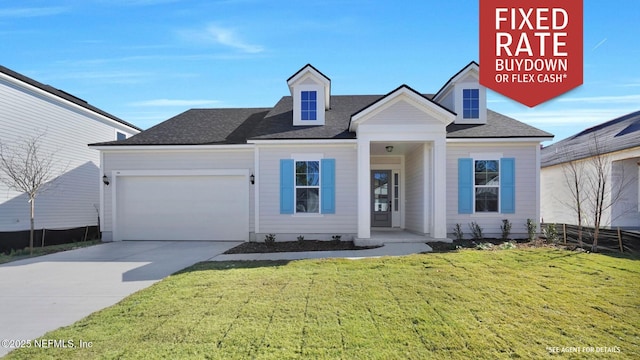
xmin=499 ymin=241 xmax=517 ymax=250
xmin=526 ymin=219 xmax=537 ymax=241
xmin=264 ymin=234 xmax=276 ymax=246
xmin=500 ymin=219 xmax=512 ymax=241
xmin=297 ymin=235 xmax=304 ymax=242
xmin=476 ymin=242 xmax=493 ymax=250
xmin=332 ymin=235 xmax=342 ymax=243
xmin=469 ymin=222 xmax=483 ymax=241
xmin=453 ymin=224 xmax=464 ymax=241
xmin=543 ymin=223 xmax=559 ymax=244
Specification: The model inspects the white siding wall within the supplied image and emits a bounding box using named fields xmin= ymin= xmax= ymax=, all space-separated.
xmin=447 ymin=142 xmax=540 ymax=238
xmin=101 ymin=149 xmax=255 ymax=238
xmin=0 ymin=75 xmax=138 ymax=231
xmin=541 ymin=150 xmax=640 ymax=229
xmin=256 ymin=144 xmax=357 ymax=240
xmin=405 ymin=145 xmax=425 ymax=233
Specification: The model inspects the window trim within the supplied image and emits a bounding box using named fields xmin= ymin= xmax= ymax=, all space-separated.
xmin=294 ymin=159 xmax=321 ymax=214
xmin=301 ymin=90 xmax=317 ymax=121
xmin=463 ymin=88 xmax=480 ymax=119
xmin=473 ymin=158 xmax=500 ymax=214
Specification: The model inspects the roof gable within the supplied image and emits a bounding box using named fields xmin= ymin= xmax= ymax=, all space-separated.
xmin=432 ymin=61 xmax=479 ymax=102
xmin=349 ymin=85 xmax=455 ymax=132
xmin=287 ymin=64 xmax=331 ymax=110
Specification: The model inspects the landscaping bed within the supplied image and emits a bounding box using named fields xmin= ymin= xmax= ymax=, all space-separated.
xmin=224 ymin=240 xmax=380 ymax=254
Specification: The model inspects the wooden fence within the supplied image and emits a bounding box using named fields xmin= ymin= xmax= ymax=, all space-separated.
xmin=541 ymin=223 xmax=640 ymax=254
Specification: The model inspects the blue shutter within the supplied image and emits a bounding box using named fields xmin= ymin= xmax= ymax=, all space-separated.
xmin=500 ymin=158 xmax=516 ymax=214
xmin=321 ymin=158 xmax=335 ymax=214
xmin=458 ymin=158 xmax=474 ymax=214
xmin=280 ymin=159 xmax=294 ymax=214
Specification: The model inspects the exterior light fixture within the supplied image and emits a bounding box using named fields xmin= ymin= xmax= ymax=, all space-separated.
xmin=385 ymin=145 xmax=394 ymax=153
xmin=250 ymin=174 xmax=255 ymax=185
xmin=102 ymin=175 xmax=110 ymax=186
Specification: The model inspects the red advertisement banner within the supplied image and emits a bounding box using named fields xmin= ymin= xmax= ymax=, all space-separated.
xmin=479 ymin=0 xmax=583 ymax=107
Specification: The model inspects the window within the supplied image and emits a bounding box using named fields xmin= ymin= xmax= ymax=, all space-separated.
xmin=116 ymin=132 xmax=126 ymax=140
xmin=474 ymin=160 xmax=499 ymax=212
xmin=301 ymin=91 xmax=317 ymax=120
xmin=463 ymin=89 xmax=479 ymax=119
xmin=295 ymin=160 xmax=320 ymax=213
xmin=394 ymin=173 xmax=399 ymax=211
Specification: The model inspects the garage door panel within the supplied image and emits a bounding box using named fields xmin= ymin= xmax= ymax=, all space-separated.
xmin=116 ymin=175 xmax=248 ymax=241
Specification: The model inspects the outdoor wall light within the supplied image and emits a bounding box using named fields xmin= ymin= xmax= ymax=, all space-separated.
xmin=385 ymin=145 xmax=394 ymax=153
xmin=102 ymin=175 xmax=110 ymax=186
xmin=250 ymin=174 xmax=255 ymax=185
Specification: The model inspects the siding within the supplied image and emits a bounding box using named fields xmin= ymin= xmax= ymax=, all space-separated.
xmin=405 ymin=144 xmax=425 ymax=233
xmin=257 ymin=144 xmax=357 ymax=239
xmin=446 ymin=142 xmax=539 ymax=238
xmin=101 ymin=149 xmax=255 ymax=233
xmin=0 ymin=75 xmax=138 ymax=231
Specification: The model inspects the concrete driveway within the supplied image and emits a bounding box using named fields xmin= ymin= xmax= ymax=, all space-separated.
xmin=0 ymin=241 xmax=240 ymax=357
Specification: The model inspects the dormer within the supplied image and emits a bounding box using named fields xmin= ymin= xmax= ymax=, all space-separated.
xmin=287 ymin=64 xmax=331 ymax=126
xmin=433 ymin=61 xmax=487 ymax=125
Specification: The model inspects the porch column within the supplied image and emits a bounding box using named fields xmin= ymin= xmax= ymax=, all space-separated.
xmin=432 ymin=136 xmax=447 ymax=238
xmin=357 ymin=138 xmax=371 ymax=238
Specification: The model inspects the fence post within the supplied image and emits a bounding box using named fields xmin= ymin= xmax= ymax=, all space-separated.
xmin=617 ymin=227 xmax=623 ymax=253
xmin=563 ymin=224 xmax=567 ymax=245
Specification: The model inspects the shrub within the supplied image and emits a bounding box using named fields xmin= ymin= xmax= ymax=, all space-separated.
xmin=453 ymin=224 xmax=464 ymax=241
xmin=332 ymin=235 xmax=342 ymax=243
xmin=499 ymin=241 xmax=517 ymax=250
xmin=543 ymin=223 xmax=559 ymax=244
xmin=264 ymin=234 xmax=276 ymax=246
xmin=469 ymin=222 xmax=484 ymax=241
xmin=297 ymin=235 xmax=305 ymax=242
xmin=526 ymin=219 xmax=537 ymax=241
xmin=500 ymin=219 xmax=512 ymax=241
xmin=476 ymin=242 xmax=493 ymax=250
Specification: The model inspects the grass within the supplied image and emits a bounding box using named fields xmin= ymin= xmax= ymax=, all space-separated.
xmin=0 ymin=240 xmax=101 ymax=265
xmin=6 ymin=248 xmax=639 ymax=359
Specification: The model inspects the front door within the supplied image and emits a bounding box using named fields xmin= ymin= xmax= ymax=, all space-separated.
xmin=371 ymin=170 xmax=392 ymax=227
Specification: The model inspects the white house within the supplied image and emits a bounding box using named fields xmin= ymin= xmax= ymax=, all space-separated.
xmin=91 ymin=62 xmax=553 ymax=245
xmin=541 ymin=111 xmax=640 ymax=230
xmin=0 ymin=65 xmax=141 ymax=236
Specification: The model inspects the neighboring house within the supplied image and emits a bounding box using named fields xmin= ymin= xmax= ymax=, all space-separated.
xmin=541 ymin=111 xmax=640 ymax=230
xmin=0 ymin=65 xmax=141 ymax=234
xmin=90 ymin=62 xmax=553 ymax=244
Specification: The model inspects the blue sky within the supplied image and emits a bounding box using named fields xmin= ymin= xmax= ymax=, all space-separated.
xmin=2 ymin=0 xmax=639 ymax=143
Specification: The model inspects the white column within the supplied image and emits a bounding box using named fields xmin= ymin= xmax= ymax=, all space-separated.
xmin=432 ymin=136 xmax=447 ymax=238
xmin=357 ymin=138 xmax=371 ymax=239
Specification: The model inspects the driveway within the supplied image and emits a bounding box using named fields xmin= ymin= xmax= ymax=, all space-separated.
xmin=0 ymin=241 xmax=240 ymax=357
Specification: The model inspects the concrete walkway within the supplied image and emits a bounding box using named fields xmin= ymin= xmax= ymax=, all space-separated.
xmin=0 ymin=241 xmax=240 ymax=357
xmin=212 ymin=242 xmax=432 ymax=261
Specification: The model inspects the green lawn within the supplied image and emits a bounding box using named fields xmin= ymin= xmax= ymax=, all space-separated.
xmin=6 ymin=248 xmax=639 ymax=359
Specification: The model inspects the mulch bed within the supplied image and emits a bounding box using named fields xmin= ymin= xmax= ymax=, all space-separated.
xmin=224 ymin=240 xmax=381 ymax=254
xmin=427 ymin=238 xmax=531 ymax=252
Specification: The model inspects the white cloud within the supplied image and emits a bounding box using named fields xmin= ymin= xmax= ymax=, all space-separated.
xmin=130 ymin=99 xmax=222 ymax=107
xmin=0 ymin=7 xmax=67 ymax=17
xmin=180 ymin=24 xmax=264 ymax=54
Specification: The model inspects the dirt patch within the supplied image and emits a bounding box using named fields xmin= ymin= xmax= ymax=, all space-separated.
xmin=224 ymin=240 xmax=381 ymax=254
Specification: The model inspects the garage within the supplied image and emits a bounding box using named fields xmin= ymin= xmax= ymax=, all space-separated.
xmin=113 ymin=171 xmax=249 ymax=241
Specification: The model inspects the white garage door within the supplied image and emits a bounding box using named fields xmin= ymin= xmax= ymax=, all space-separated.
xmin=115 ymin=174 xmax=249 ymax=241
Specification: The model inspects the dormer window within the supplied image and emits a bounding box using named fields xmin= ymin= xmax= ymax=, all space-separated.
xmin=301 ymin=91 xmax=317 ymax=120
xmin=463 ymin=89 xmax=480 ymax=119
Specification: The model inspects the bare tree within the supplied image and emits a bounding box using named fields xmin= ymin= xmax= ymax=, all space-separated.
xmin=561 ymin=155 xmax=585 ymax=247
xmin=0 ymin=133 xmax=59 ymax=255
xmin=561 ymin=133 xmax=634 ymax=252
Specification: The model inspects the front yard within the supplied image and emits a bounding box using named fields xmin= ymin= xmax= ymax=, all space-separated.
xmin=6 ymin=248 xmax=639 ymax=359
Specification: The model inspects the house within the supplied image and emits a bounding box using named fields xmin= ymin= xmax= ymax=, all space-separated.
xmin=90 ymin=62 xmax=553 ymax=244
xmin=541 ymin=111 xmax=640 ymax=230
xmin=0 ymin=65 xmax=141 ymax=239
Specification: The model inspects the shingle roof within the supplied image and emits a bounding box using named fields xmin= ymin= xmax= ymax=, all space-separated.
xmin=0 ymin=65 xmax=141 ymax=131
xmin=91 ymin=94 xmax=552 ymax=146
xmin=541 ymin=110 xmax=640 ymax=167
xmin=447 ymin=110 xmax=554 ymax=138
